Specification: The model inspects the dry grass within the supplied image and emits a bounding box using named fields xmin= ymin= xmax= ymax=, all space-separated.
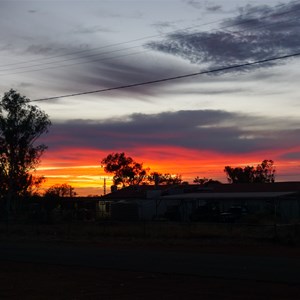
xmin=0 ymin=221 xmax=299 ymax=247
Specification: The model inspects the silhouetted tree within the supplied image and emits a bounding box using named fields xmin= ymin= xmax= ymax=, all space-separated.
xmin=254 ymin=159 xmax=276 ymax=183
xmin=0 ymin=89 xmax=51 ymax=212
xmin=193 ymin=176 xmax=221 ymax=186
xmin=193 ymin=176 xmax=209 ymax=185
xmin=44 ymin=183 xmax=76 ymax=198
xmin=148 ymin=172 xmax=183 ymax=185
xmin=224 ymin=165 xmax=255 ymax=183
xmin=224 ymin=160 xmax=275 ymax=183
xmin=101 ymin=152 xmax=149 ymax=188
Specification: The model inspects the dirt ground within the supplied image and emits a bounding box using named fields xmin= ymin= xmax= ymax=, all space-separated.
xmin=1 ymin=260 xmax=300 ymax=300
xmin=0 ymin=238 xmax=300 ymax=300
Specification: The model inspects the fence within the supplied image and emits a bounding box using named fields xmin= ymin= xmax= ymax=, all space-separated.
xmin=1 ymin=219 xmax=299 ymax=244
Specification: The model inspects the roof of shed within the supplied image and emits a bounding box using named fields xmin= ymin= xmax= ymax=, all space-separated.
xmin=101 ymin=182 xmax=300 ymax=200
xmin=161 ymin=191 xmax=297 ymax=200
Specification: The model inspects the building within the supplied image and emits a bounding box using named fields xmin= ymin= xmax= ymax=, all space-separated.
xmin=100 ymin=182 xmax=300 ymax=222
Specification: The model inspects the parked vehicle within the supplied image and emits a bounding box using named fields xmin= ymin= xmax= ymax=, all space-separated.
xmin=219 ymin=205 xmax=248 ymax=223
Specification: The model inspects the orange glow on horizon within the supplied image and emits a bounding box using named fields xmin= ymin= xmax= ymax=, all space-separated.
xmin=36 ymin=145 xmax=300 ymax=196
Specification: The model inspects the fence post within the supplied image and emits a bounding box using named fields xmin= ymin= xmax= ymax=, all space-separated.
xmin=274 ymin=223 xmax=278 ymax=240
xmin=294 ymin=223 xmax=299 ymax=239
xmin=143 ymin=220 xmax=146 ymax=237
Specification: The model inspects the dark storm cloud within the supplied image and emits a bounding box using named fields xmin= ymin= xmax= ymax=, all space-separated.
xmin=41 ymin=110 xmax=300 ymax=154
xmin=147 ymin=1 xmax=300 ymax=69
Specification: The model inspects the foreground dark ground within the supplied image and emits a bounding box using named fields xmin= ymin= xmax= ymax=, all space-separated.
xmin=1 ymin=260 xmax=299 ymax=300
xmin=0 ymin=237 xmax=299 ymax=300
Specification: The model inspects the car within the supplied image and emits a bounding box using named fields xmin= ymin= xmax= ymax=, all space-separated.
xmin=219 ymin=206 xmax=248 ymax=223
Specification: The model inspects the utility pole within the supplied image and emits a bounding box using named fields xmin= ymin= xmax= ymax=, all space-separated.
xmin=100 ymin=164 xmax=107 ymax=196
xmin=103 ymin=178 xmax=106 ymax=195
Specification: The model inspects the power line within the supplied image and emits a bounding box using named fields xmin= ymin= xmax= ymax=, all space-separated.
xmin=0 ymin=14 xmax=297 ymax=78
xmin=2 ymin=10 xmax=298 ymax=78
xmin=1 ymin=0 xmax=299 ymax=75
xmin=0 ymin=45 xmax=146 ymax=72
xmin=31 ymin=51 xmax=300 ymax=102
xmin=0 ymin=49 xmax=152 ymax=77
xmin=8 ymin=11 xmax=295 ymax=78
xmin=0 ymin=18 xmax=244 ymax=68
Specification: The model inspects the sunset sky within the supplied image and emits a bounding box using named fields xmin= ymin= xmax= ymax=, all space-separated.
xmin=1 ymin=0 xmax=300 ymax=196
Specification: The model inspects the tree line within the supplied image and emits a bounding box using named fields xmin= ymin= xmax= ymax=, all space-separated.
xmin=101 ymin=152 xmax=276 ymax=188
xmin=101 ymin=152 xmax=184 ymax=188
xmin=0 ymin=90 xmax=277 ymax=214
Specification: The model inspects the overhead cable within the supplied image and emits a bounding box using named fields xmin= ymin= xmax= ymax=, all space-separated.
xmin=1 ymin=0 xmax=299 ymax=75
xmin=31 ymin=51 xmax=300 ymax=102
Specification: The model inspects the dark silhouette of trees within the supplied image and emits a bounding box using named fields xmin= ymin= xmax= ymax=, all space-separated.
xmin=193 ymin=176 xmax=209 ymax=185
xmin=44 ymin=183 xmax=76 ymax=198
xmin=0 ymin=89 xmax=51 ymax=212
xmin=224 ymin=165 xmax=255 ymax=183
xmin=224 ymin=159 xmax=275 ymax=183
xmin=101 ymin=152 xmax=149 ymax=188
xmin=42 ymin=184 xmax=75 ymax=224
xmin=193 ymin=176 xmax=221 ymax=186
xmin=148 ymin=172 xmax=183 ymax=185
xmin=254 ymin=159 xmax=276 ymax=183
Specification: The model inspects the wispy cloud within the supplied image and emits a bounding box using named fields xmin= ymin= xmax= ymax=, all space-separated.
xmin=2 ymin=0 xmax=300 ymax=105
xmin=151 ymin=21 xmax=178 ymax=32
xmin=71 ymin=25 xmax=115 ymax=35
xmin=206 ymin=5 xmax=222 ymax=12
xmin=147 ymin=1 xmax=300 ymax=69
xmin=183 ymin=0 xmax=202 ymax=10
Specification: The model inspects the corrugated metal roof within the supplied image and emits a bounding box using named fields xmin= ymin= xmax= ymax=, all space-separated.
xmin=101 ymin=182 xmax=300 ymax=200
xmin=161 ymin=191 xmax=298 ymax=200
xmin=208 ymin=182 xmax=300 ymax=193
